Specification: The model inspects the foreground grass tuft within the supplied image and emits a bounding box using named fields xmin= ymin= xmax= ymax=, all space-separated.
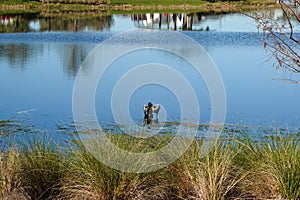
xmin=60 ymin=136 xmax=174 ymax=200
xmin=0 ymin=148 xmax=23 ymax=198
xmin=17 ymin=135 xmax=66 ymax=199
xmin=171 ymin=139 xmax=246 ymax=200
xmin=240 ymin=131 xmax=300 ymax=199
xmin=0 ymin=126 xmax=299 ymax=199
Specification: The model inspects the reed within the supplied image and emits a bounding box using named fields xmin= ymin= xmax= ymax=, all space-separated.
xmin=16 ymin=134 xmax=67 ymax=199
xmin=239 ymin=130 xmax=300 ymax=199
xmin=170 ymin=138 xmax=246 ymax=200
xmin=0 ymin=148 xmax=23 ymax=198
xmin=59 ymin=132 xmax=175 ymax=200
xmin=0 ymin=124 xmax=299 ymax=199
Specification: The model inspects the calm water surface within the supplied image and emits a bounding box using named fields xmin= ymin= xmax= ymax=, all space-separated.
xmin=0 ymin=11 xmax=300 ymax=131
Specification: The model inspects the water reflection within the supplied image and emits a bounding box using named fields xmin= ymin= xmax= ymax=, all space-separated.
xmin=131 ymin=13 xmax=206 ymax=31
xmin=129 ymin=10 xmax=292 ymax=31
xmin=0 ymin=43 xmax=42 ymax=69
xmin=59 ymin=44 xmax=90 ymax=77
xmin=0 ymin=32 xmax=299 ymax=129
xmin=0 ymin=10 xmax=300 ymax=129
xmin=0 ymin=14 xmax=34 ymax=33
xmin=0 ymin=42 xmax=91 ymax=76
xmin=0 ymin=13 xmax=114 ymax=33
xmin=0 ymin=10 xmax=288 ymax=33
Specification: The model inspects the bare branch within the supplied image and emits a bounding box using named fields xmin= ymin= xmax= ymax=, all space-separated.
xmin=251 ymin=1 xmax=300 ymax=73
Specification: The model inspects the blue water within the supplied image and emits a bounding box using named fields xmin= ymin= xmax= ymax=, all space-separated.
xmin=0 ymin=13 xmax=300 ymax=132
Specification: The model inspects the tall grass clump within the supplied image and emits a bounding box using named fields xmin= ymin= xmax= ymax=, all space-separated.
xmin=0 ymin=124 xmax=299 ymax=199
xmin=60 ymin=131 xmax=176 ymax=200
xmin=171 ymin=138 xmax=246 ymax=200
xmin=239 ymin=130 xmax=300 ymax=199
xmin=17 ymin=134 xmax=67 ymax=199
xmin=0 ymin=148 xmax=25 ymax=198
xmin=0 ymin=152 xmax=2 ymax=197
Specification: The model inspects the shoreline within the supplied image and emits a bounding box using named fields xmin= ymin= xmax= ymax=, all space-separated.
xmin=0 ymin=1 xmax=279 ymax=15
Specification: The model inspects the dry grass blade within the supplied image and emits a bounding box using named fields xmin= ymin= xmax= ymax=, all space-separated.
xmin=171 ymin=139 xmax=246 ymax=200
xmin=59 ymin=133 xmax=175 ymax=200
xmin=240 ymin=131 xmax=300 ymax=199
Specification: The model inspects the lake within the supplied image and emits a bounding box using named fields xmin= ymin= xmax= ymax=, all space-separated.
xmin=0 ymin=10 xmax=300 ymax=134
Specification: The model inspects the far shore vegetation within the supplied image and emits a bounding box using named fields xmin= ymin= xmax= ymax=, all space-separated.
xmin=0 ymin=0 xmax=278 ymax=15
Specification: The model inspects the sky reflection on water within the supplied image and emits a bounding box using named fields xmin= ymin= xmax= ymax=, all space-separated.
xmin=0 ymin=12 xmax=300 ymax=130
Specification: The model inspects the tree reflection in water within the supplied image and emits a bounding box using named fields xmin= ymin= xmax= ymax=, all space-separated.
xmin=0 ymin=43 xmax=42 ymax=70
xmin=0 ymin=13 xmax=114 ymax=33
xmin=131 ymin=12 xmax=206 ymax=31
xmin=0 ymin=43 xmax=91 ymax=77
xmin=60 ymin=44 xmax=91 ymax=77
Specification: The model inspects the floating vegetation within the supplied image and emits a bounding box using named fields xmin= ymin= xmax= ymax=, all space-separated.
xmin=0 ymin=119 xmax=33 ymax=137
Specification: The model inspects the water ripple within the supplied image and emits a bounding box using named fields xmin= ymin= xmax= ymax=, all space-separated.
xmin=0 ymin=32 xmax=113 ymax=44
xmin=0 ymin=31 xmax=264 ymax=48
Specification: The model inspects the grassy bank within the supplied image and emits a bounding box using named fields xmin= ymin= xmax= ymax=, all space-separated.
xmin=0 ymin=127 xmax=299 ymax=199
xmin=0 ymin=0 xmax=277 ymax=15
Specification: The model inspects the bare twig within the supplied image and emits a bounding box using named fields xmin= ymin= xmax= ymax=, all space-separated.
xmin=250 ymin=0 xmax=300 ymax=73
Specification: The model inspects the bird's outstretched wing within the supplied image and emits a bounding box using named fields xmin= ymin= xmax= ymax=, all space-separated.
xmin=153 ymin=104 xmax=160 ymax=114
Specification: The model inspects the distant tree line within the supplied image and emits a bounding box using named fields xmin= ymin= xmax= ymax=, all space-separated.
xmin=39 ymin=0 xmax=110 ymax=4
xmin=0 ymin=0 xmax=38 ymax=2
xmin=1 ymin=0 xmax=110 ymax=4
xmin=2 ymin=0 xmax=249 ymax=4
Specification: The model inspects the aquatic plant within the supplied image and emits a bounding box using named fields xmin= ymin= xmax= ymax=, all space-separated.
xmin=0 ymin=123 xmax=299 ymax=199
xmin=237 ymin=129 xmax=300 ymax=199
xmin=0 ymin=148 xmax=23 ymax=198
xmin=17 ymin=134 xmax=67 ymax=199
xmin=60 ymin=132 xmax=175 ymax=200
xmin=170 ymin=139 xmax=246 ymax=200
